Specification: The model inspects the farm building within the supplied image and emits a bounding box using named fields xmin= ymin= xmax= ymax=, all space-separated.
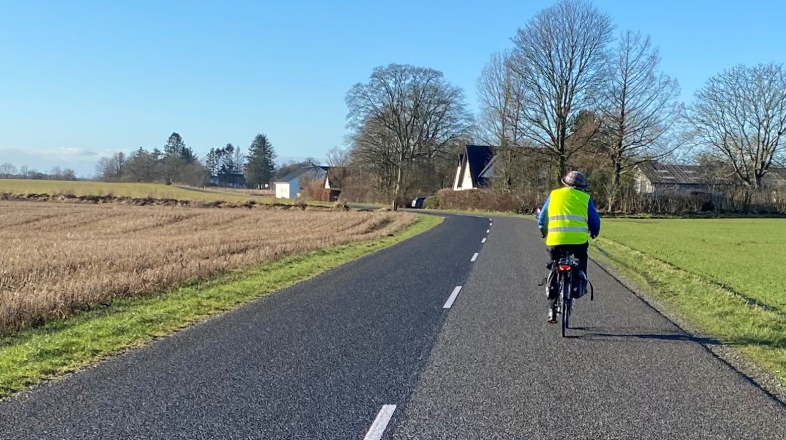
xmin=635 ymin=162 xmax=786 ymax=195
xmin=319 ymin=167 xmax=348 ymax=202
xmin=208 ymin=172 xmax=245 ymax=188
xmin=453 ymin=145 xmax=496 ymax=190
xmin=633 ymin=163 xmax=724 ymax=195
xmin=273 ymin=166 xmax=328 ymax=199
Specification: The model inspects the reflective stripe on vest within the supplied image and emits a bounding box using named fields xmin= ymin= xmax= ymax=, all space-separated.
xmin=546 ymin=187 xmax=590 ymax=246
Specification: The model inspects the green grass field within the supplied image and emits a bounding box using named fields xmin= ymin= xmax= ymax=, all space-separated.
xmin=592 ymin=218 xmax=786 ymax=384
xmin=0 ymin=179 xmax=278 ymax=204
xmin=600 ymin=218 xmax=786 ymax=312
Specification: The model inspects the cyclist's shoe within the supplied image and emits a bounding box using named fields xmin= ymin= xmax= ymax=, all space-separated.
xmin=547 ymin=308 xmax=557 ymax=323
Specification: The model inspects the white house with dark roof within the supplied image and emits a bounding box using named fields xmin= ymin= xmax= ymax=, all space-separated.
xmin=453 ymin=145 xmax=496 ymax=190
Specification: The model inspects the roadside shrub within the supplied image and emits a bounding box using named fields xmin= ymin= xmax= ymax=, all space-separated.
xmin=610 ymin=185 xmax=786 ymax=215
xmin=424 ymin=195 xmax=440 ymax=209
xmin=436 ymin=188 xmax=544 ymax=213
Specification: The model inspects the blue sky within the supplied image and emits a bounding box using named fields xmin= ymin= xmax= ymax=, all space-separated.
xmin=1 ymin=0 xmax=785 ymax=176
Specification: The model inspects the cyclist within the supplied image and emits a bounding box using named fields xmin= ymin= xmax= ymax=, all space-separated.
xmin=537 ymin=171 xmax=601 ymax=323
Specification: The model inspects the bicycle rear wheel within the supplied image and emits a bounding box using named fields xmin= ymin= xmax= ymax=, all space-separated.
xmin=561 ymin=276 xmax=571 ymax=337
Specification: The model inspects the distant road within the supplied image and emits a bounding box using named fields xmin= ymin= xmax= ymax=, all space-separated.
xmin=1 ymin=214 xmax=784 ymax=439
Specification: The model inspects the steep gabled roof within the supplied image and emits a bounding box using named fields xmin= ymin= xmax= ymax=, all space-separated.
xmin=478 ymin=154 xmax=497 ymax=180
xmin=464 ymin=145 xmax=495 ymax=187
xmin=324 ymin=167 xmax=348 ymax=189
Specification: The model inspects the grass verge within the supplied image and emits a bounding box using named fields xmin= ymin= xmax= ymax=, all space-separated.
xmin=422 ymin=208 xmax=534 ymax=218
xmin=0 ymin=214 xmax=443 ymax=399
xmin=591 ymin=237 xmax=786 ymax=387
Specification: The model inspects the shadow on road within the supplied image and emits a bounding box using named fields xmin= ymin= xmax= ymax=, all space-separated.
xmin=566 ymin=326 xmax=722 ymax=345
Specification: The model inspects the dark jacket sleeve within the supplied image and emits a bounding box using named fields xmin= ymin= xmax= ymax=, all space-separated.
xmin=588 ymin=199 xmax=601 ymax=237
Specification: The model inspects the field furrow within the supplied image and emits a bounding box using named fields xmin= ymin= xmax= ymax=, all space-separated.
xmin=0 ymin=201 xmax=414 ymax=335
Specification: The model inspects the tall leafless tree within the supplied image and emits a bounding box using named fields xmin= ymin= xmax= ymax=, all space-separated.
xmin=691 ymin=63 xmax=786 ymax=188
xmin=508 ymin=0 xmax=613 ymax=177
xmin=346 ymin=64 xmax=471 ymax=209
xmin=477 ymin=51 xmax=527 ymax=149
xmin=477 ymin=52 xmax=530 ymax=191
xmin=599 ymin=31 xmax=681 ymax=210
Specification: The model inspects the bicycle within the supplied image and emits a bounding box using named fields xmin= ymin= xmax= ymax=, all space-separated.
xmin=546 ymin=254 xmax=594 ymax=337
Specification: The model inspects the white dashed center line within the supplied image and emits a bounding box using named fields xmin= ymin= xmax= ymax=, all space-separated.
xmin=443 ymin=286 xmax=463 ymax=309
xmin=364 ymin=405 xmax=396 ymax=440
xmin=486 ymin=229 xmax=490 ymax=234
xmin=481 ymin=237 xmax=487 ymax=244
xmin=470 ymin=252 xmax=479 ymax=262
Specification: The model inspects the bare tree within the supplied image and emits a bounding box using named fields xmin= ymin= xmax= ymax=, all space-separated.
xmin=508 ymin=0 xmax=613 ymax=177
xmin=0 ymin=162 xmax=17 ymax=178
xmin=477 ymin=52 xmax=531 ymax=191
xmin=346 ymin=64 xmax=471 ymax=209
xmin=349 ymin=117 xmax=399 ymax=192
xmin=95 ymin=152 xmax=126 ymax=181
xmin=599 ymin=31 xmax=681 ymax=210
xmin=477 ymin=52 xmax=527 ymax=148
xmin=691 ymin=63 xmax=786 ymax=188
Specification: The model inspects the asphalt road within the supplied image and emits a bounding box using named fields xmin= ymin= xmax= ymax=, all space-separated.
xmin=1 ymin=214 xmax=784 ymax=439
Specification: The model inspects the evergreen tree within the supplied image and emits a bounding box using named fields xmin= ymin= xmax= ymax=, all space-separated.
xmin=205 ymin=148 xmax=220 ymax=176
xmin=245 ymin=134 xmax=276 ymax=188
xmin=162 ymin=132 xmax=196 ymax=182
xmin=124 ymin=147 xmax=157 ymax=181
xmin=218 ymin=144 xmax=236 ymax=175
xmin=164 ymin=132 xmax=186 ymax=158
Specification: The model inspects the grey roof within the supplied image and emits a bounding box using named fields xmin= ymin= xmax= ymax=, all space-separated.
xmin=274 ymin=166 xmax=328 ymax=183
xmin=639 ymin=162 xmax=786 ymax=187
xmin=637 ymin=162 xmax=711 ymax=185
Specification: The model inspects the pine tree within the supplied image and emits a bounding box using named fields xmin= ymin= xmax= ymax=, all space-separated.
xmin=162 ymin=132 xmax=196 ymax=182
xmin=164 ymin=132 xmax=186 ymax=158
xmin=205 ymin=148 xmax=220 ymax=176
xmin=245 ymin=134 xmax=276 ymax=188
xmin=219 ymin=144 xmax=236 ymax=176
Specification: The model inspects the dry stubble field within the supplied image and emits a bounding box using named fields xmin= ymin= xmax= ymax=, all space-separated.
xmin=0 ymin=201 xmax=413 ymax=335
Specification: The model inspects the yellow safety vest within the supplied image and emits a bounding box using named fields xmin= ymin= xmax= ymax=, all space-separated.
xmin=545 ymin=187 xmax=590 ymax=246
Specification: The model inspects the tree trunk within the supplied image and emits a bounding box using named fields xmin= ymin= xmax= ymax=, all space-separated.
xmin=607 ymin=161 xmax=622 ymax=213
xmin=558 ymin=153 xmax=567 ymax=181
xmin=391 ymin=161 xmax=404 ymax=211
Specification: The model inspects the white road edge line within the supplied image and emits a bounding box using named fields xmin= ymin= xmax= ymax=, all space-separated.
xmin=470 ymin=252 xmax=479 ymax=262
xmin=443 ymin=286 xmax=463 ymax=309
xmin=364 ymin=405 xmax=397 ymax=440
xmin=481 ymin=237 xmax=487 ymax=244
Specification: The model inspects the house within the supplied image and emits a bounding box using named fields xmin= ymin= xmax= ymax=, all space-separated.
xmin=208 ymin=172 xmax=245 ymax=188
xmin=453 ymin=145 xmax=496 ymax=190
xmin=633 ymin=162 xmax=722 ymax=195
xmin=635 ymin=162 xmax=786 ymax=195
xmin=319 ymin=167 xmax=347 ymax=202
xmin=763 ymin=168 xmax=786 ymax=189
xmin=273 ymin=166 xmax=328 ymax=199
